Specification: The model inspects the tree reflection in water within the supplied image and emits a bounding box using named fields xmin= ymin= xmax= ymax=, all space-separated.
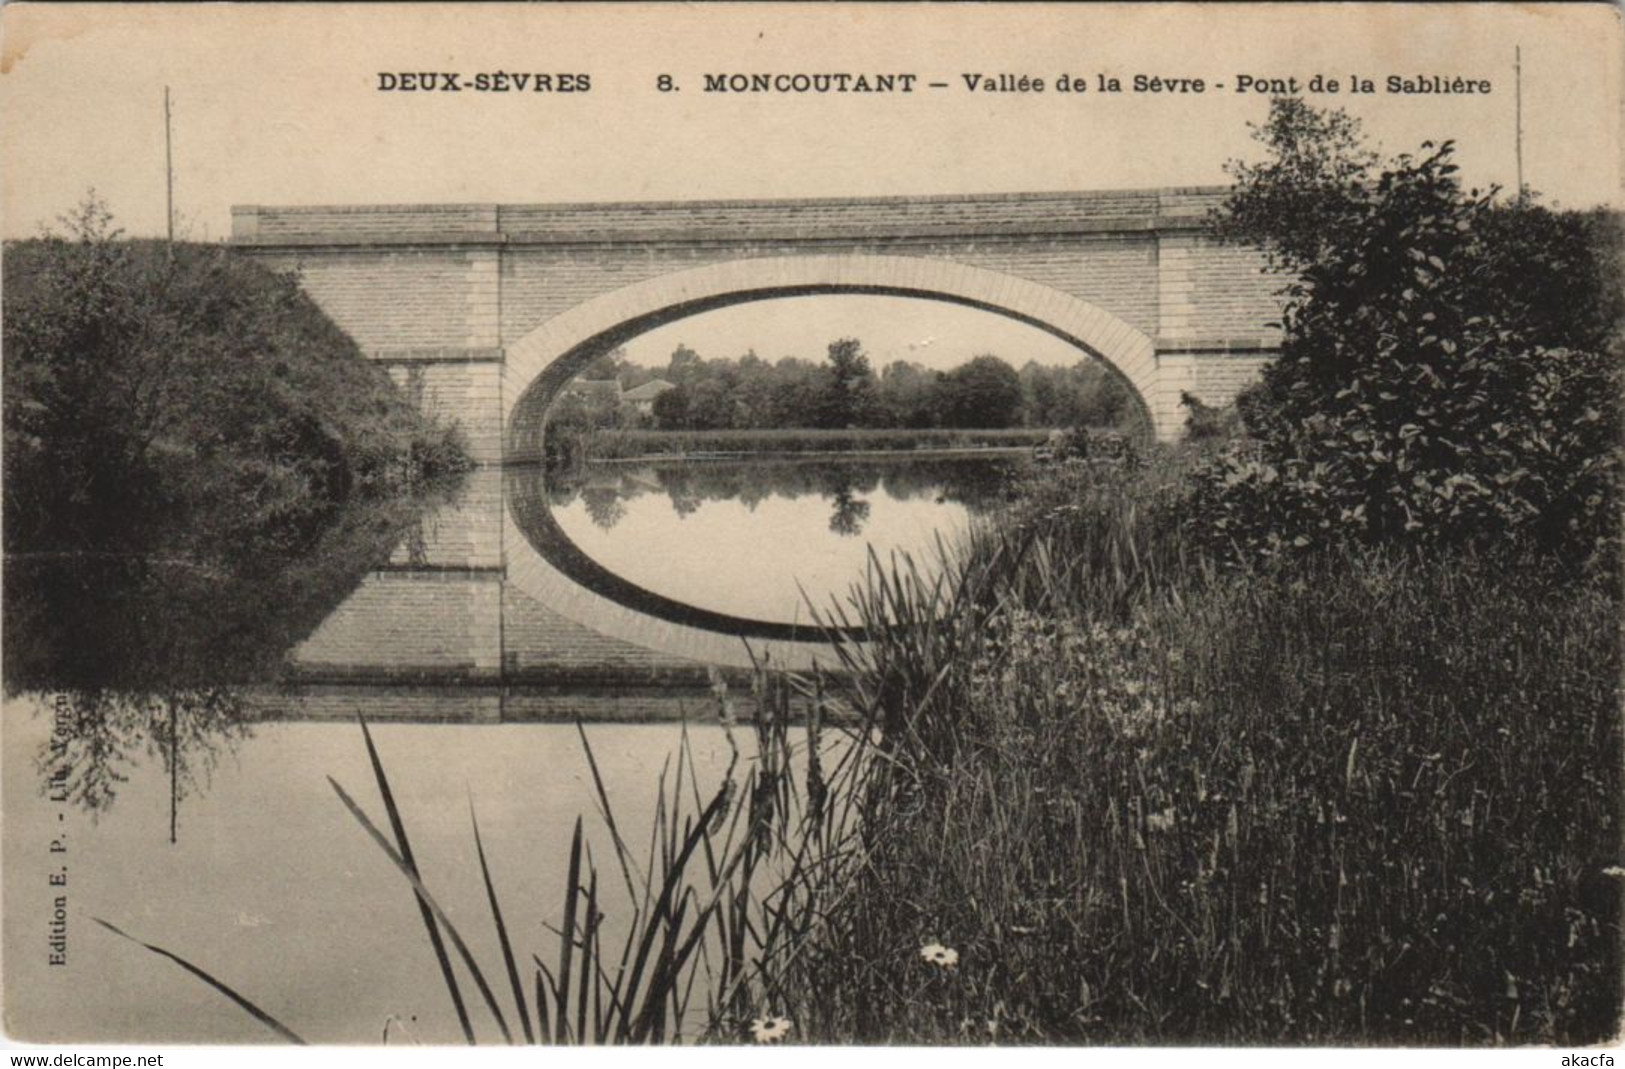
xmin=546 ymin=455 xmax=1020 ymax=539
xmin=6 ymin=479 xmax=462 ymax=823
xmin=827 ymin=488 xmax=871 ymax=537
xmin=38 ymin=689 xmax=253 ymax=827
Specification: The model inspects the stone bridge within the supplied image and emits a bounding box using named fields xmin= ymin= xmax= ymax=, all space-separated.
xmin=232 ymin=189 xmax=1283 ymax=463
xmin=250 ymin=467 xmax=839 ymax=722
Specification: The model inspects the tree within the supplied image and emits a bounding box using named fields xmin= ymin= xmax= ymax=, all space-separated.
xmin=651 ymin=385 xmax=692 ymax=430
xmin=818 ymin=338 xmax=879 ymax=428
xmin=666 ymin=344 xmax=702 ymax=383
xmin=879 ymin=361 xmax=943 ymax=428
xmin=1193 ymin=103 xmax=1621 ymax=564
xmin=1212 ymin=97 xmax=1377 ymax=272
xmin=3 ymin=195 xmax=464 ymax=561
xmin=685 ymin=377 xmax=743 ymax=430
xmin=1018 ymin=360 xmax=1134 ymax=429
xmin=938 ymin=354 xmax=1024 ymax=428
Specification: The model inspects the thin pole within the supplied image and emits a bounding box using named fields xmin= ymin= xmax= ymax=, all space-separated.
xmin=164 ymin=86 xmax=174 ymax=240
xmin=168 ymin=699 xmax=179 ymax=844
xmin=1514 ymin=47 xmax=1524 ymax=196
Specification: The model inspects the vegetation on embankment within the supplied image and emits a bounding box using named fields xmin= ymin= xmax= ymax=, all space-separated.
xmin=564 ymin=425 xmax=1058 ymax=462
xmin=2 ymin=199 xmax=470 ymax=570
xmin=789 ymin=454 xmax=1620 ymax=1044
xmin=762 ymin=101 xmax=1622 ymax=1044
xmin=3 ymin=198 xmax=471 ymax=693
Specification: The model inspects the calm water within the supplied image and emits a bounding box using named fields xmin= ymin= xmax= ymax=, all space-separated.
xmin=2 ymin=452 xmax=1023 ymax=1043
xmin=539 ymin=455 xmax=1016 ymax=624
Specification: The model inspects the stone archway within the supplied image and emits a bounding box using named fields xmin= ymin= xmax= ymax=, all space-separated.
xmin=502 ymin=255 xmax=1167 ymax=462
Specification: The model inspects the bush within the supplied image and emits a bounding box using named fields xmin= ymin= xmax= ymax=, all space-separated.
xmin=2 ymin=198 xmax=467 ymax=559
xmin=1192 ymin=126 xmax=1621 ymax=567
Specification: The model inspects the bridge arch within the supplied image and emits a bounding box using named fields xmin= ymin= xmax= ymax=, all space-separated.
xmin=502 ymin=255 xmax=1168 ymax=461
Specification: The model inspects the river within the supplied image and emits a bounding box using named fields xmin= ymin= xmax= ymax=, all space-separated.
xmin=1 ymin=452 xmax=1026 ymax=1043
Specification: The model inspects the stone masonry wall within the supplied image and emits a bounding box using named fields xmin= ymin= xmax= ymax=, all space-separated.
xmin=386 ymin=361 xmax=504 ymax=465
xmin=234 ymin=190 xmax=1283 ymax=454
xmin=497 ymin=235 xmax=1161 ymax=345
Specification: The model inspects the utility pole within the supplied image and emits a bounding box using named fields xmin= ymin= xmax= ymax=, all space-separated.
xmin=164 ymin=86 xmax=174 ymax=241
xmin=1514 ymin=47 xmax=1525 ymax=197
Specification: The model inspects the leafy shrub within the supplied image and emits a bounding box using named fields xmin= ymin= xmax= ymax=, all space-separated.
xmin=1179 ymin=392 xmax=1242 ymax=442
xmin=2 ymin=198 xmax=467 ymax=559
xmin=1191 ymin=121 xmax=1621 ymax=567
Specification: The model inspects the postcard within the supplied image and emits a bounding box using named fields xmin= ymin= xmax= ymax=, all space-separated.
xmin=3 ymin=2 xmax=1620 ymax=1057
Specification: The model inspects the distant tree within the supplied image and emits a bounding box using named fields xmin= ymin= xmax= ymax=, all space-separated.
xmin=769 ymin=357 xmax=830 ymax=427
xmin=879 ymin=361 xmax=943 ymax=428
xmin=685 ymin=377 xmax=743 ymax=430
xmin=938 ymin=354 xmax=1024 ymax=428
xmin=667 ymin=344 xmax=702 ymax=383
xmin=1077 ymin=366 xmax=1133 ymax=428
xmin=542 ymin=386 xmax=629 ymax=463
xmin=651 ymin=385 xmax=691 ymax=430
xmin=819 ymin=338 xmax=880 ymax=428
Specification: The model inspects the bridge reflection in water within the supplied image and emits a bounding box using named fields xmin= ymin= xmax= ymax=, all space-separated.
xmin=259 ymin=468 xmax=735 ymax=724
xmin=4 ymin=455 xmax=1019 ymax=1042
xmin=259 ymin=456 xmax=1009 ymax=724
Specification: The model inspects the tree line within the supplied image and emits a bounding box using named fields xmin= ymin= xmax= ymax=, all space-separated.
xmin=558 ymin=339 xmax=1135 ymax=434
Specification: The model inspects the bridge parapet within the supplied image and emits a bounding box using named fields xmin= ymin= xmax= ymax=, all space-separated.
xmin=232 ymin=188 xmax=1229 ymax=247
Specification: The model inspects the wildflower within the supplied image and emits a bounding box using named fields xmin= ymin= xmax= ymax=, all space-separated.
xmin=1603 ymin=866 xmax=1625 ymax=878
xmin=749 ymin=1016 xmax=792 ymax=1043
xmin=921 ymin=943 xmax=960 ymax=968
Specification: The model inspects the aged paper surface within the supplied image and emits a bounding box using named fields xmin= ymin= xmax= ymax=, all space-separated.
xmin=2 ymin=1 xmax=1621 ymax=1061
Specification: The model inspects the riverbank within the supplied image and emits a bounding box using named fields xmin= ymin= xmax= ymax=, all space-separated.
xmin=3 ymin=226 xmax=473 ymax=691
xmin=568 ymin=426 xmax=1058 ymax=461
xmin=586 ymin=444 xmax=1038 ymax=464
xmin=762 ymin=447 xmax=1621 ymax=1044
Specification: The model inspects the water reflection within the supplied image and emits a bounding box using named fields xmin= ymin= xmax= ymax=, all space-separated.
xmin=513 ymin=454 xmax=1022 ymax=638
xmin=5 ymin=482 xmax=461 ymax=818
xmin=3 ymin=453 xmax=1024 ymax=1043
xmin=544 ymin=455 xmax=1016 ymax=538
xmin=6 ymin=455 xmax=1025 ymax=817
xmin=40 ymin=689 xmax=252 ymax=822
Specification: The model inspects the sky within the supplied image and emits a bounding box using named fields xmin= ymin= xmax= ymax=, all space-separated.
xmin=4 ymin=3 xmax=1620 ymax=241
xmin=3 ymin=3 xmax=1621 ymax=369
xmin=618 ymin=294 xmax=1090 ymax=372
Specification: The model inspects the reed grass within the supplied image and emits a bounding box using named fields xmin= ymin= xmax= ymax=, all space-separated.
xmin=768 ymin=455 xmax=1622 ymax=1045
xmin=95 ymin=447 xmax=1619 ymax=1046
xmin=96 ymin=666 xmax=877 ymax=1045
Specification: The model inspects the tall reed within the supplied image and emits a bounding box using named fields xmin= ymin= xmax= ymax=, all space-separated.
xmin=95 ymin=664 xmax=880 ymax=1045
xmin=769 ymin=456 xmax=1622 ymax=1045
